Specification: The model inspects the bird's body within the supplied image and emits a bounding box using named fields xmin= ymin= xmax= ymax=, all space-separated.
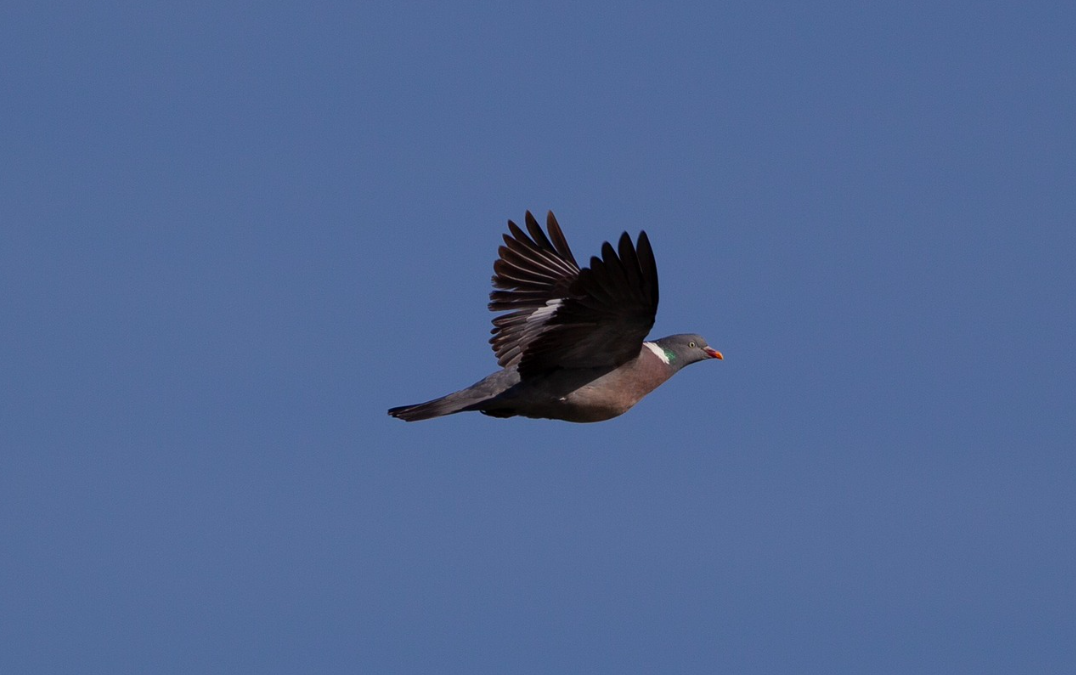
xmin=388 ymin=212 xmax=722 ymax=423
xmin=431 ymin=340 xmax=674 ymax=423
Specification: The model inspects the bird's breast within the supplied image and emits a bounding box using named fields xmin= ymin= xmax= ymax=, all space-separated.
xmin=553 ymin=350 xmax=672 ymax=421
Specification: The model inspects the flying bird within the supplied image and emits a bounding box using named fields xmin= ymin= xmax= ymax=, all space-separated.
xmin=388 ymin=211 xmax=722 ymax=422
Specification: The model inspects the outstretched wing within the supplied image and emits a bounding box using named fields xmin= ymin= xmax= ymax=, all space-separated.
xmin=489 ymin=211 xmax=659 ymax=379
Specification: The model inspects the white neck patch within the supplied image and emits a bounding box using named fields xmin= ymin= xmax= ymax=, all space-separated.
xmin=643 ymin=341 xmax=670 ymax=365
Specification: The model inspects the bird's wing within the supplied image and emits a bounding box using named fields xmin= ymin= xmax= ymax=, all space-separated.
xmin=489 ymin=211 xmax=659 ymax=379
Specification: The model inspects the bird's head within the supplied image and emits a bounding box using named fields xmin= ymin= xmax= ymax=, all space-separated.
xmin=652 ymin=334 xmax=723 ymax=370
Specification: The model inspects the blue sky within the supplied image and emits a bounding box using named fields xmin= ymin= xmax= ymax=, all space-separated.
xmin=3 ymin=1 xmax=1074 ymax=673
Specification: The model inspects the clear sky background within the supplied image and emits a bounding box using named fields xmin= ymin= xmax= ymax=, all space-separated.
xmin=3 ymin=2 xmax=1074 ymax=673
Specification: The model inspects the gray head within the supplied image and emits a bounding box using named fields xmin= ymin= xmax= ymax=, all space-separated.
xmin=651 ymin=333 xmax=723 ymax=372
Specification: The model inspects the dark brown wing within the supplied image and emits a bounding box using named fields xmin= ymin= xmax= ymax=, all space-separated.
xmin=489 ymin=211 xmax=659 ymax=379
xmin=488 ymin=211 xmax=581 ymax=369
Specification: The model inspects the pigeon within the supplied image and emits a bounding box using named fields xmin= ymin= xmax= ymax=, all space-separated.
xmin=388 ymin=211 xmax=722 ymax=422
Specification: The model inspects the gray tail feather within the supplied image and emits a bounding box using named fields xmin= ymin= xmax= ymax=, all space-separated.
xmin=388 ymin=370 xmax=518 ymax=422
xmin=387 ymin=390 xmax=489 ymax=422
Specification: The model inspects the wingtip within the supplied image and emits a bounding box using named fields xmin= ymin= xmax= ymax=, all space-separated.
xmin=545 ymin=211 xmax=577 ymax=266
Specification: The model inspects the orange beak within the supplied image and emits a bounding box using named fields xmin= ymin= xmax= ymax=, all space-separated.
xmin=704 ymin=347 xmax=723 ymax=360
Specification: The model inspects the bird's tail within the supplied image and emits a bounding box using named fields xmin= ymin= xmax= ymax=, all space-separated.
xmin=388 ymin=370 xmax=518 ymax=422
xmin=387 ymin=388 xmax=492 ymax=422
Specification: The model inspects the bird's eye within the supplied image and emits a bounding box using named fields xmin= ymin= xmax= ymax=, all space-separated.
xmin=689 ymin=341 xmax=696 ymax=348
